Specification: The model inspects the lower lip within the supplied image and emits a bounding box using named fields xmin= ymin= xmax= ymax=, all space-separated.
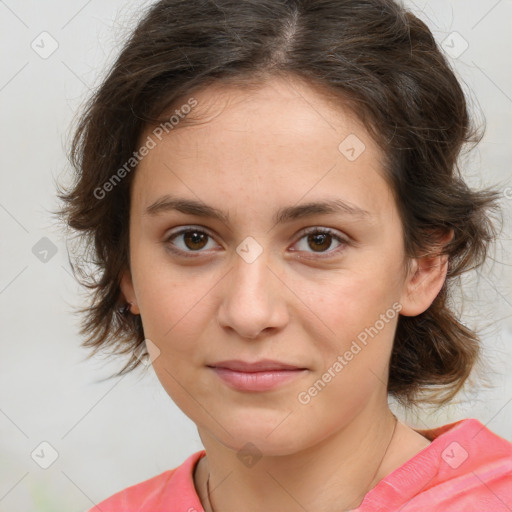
xmin=210 ymin=367 xmax=307 ymax=392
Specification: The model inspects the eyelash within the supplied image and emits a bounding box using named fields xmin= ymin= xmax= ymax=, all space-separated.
xmin=163 ymin=226 xmax=350 ymax=259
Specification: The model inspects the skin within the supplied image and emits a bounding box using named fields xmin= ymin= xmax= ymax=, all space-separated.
xmin=120 ymin=75 xmax=450 ymax=511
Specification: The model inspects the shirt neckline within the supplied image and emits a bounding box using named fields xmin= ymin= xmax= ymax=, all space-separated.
xmin=176 ymin=418 xmax=484 ymax=511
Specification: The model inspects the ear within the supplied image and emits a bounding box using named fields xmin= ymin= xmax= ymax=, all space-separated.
xmin=399 ymin=230 xmax=454 ymax=317
xmin=119 ymin=267 xmax=140 ymax=315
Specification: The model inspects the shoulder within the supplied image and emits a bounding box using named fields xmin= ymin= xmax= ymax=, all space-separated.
xmin=359 ymin=418 xmax=512 ymax=512
xmin=423 ymin=418 xmax=512 ymax=510
xmin=87 ymin=450 xmax=206 ymax=512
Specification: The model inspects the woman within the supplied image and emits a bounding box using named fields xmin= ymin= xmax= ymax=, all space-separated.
xmin=57 ymin=0 xmax=512 ymax=510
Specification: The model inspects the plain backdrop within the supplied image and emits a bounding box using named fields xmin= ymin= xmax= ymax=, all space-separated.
xmin=0 ymin=1 xmax=511 ymax=510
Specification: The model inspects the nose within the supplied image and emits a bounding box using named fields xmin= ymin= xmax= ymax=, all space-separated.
xmin=216 ymin=247 xmax=289 ymax=340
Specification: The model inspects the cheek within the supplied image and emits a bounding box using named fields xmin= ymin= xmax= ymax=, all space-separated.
xmin=296 ymin=268 xmax=401 ymax=330
xmin=289 ymin=265 xmax=402 ymax=377
xmin=138 ymin=284 xmax=211 ymax=358
xmin=130 ymin=251 xmax=208 ymax=356
xmin=132 ymin=241 xmax=203 ymax=324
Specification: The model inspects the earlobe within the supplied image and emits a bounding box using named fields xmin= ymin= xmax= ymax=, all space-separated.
xmin=399 ymin=231 xmax=453 ymax=317
xmin=120 ymin=268 xmax=140 ymax=315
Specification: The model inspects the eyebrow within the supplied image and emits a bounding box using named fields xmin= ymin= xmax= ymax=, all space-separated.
xmin=144 ymin=194 xmax=371 ymax=225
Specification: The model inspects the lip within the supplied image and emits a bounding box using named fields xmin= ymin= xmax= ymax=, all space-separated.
xmin=208 ymin=359 xmax=306 ymax=372
xmin=207 ymin=359 xmax=308 ymax=392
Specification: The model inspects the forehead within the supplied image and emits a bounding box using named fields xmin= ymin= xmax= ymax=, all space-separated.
xmin=131 ymin=76 xmax=394 ymax=222
xmin=157 ymin=76 xmax=367 ymax=153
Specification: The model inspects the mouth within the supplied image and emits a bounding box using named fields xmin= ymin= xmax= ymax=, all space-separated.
xmin=207 ymin=359 xmax=308 ymax=392
xmin=207 ymin=359 xmax=307 ymax=372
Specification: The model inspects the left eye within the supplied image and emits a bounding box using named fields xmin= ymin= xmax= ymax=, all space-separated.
xmin=164 ymin=227 xmax=348 ymax=258
xmin=292 ymin=227 xmax=347 ymax=257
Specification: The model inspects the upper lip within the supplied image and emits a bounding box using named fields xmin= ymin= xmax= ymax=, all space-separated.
xmin=208 ymin=359 xmax=306 ymax=372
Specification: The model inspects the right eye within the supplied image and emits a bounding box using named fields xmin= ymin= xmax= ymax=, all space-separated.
xmin=164 ymin=227 xmax=220 ymax=257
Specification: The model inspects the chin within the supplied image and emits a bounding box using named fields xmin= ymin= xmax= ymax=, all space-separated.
xmin=205 ymin=414 xmax=314 ymax=457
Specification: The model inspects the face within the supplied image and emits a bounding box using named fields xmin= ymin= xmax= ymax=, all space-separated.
xmin=121 ymin=76 xmax=437 ymax=456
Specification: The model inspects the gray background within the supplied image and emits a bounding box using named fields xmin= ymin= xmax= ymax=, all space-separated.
xmin=0 ymin=1 xmax=511 ymax=510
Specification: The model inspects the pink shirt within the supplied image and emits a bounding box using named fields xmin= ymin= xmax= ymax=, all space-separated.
xmin=89 ymin=418 xmax=512 ymax=511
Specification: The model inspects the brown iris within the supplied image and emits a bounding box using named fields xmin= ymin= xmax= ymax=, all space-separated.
xmin=183 ymin=231 xmax=208 ymax=250
xmin=307 ymin=232 xmax=332 ymax=252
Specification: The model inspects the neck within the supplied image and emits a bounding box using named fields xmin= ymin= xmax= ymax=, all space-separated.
xmin=196 ymin=405 xmax=402 ymax=512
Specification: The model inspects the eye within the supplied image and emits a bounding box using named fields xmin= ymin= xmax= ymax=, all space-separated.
xmin=291 ymin=227 xmax=348 ymax=258
xmin=164 ymin=226 xmax=349 ymax=259
xmin=164 ymin=227 xmax=219 ymax=257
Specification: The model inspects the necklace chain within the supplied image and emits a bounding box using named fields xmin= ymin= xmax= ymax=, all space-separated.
xmin=202 ymin=414 xmax=398 ymax=512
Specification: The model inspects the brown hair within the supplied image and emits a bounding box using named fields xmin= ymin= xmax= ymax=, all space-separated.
xmin=56 ymin=0 xmax=501 ymax=407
